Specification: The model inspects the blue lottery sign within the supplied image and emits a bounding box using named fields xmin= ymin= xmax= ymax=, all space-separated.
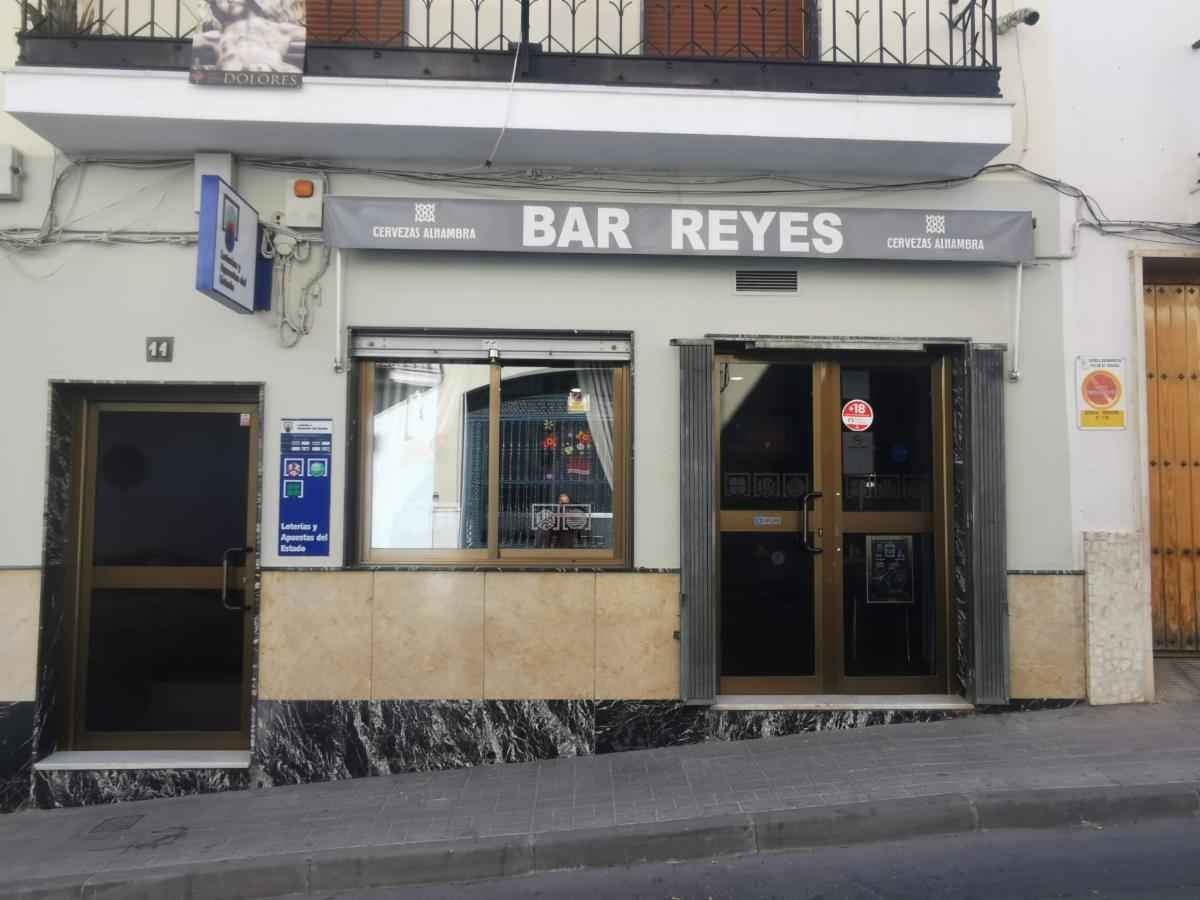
xmin=279 ymin=418 xmax=332 ymax=557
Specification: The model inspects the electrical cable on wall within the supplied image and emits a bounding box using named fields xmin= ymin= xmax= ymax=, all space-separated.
xmin=5 ymin=157 xmax=1200 ymax=256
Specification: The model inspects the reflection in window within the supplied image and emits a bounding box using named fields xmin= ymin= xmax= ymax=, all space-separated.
xmin=370 ymin=362 xmax=490 ymax=550
xmin=841 ymin=367 xmax=932 ymax=513
xmin=460 ymin=367 xmax=615 ymax=551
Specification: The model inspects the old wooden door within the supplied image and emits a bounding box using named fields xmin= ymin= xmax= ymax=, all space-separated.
xmin=1145 ymin=283 xmax=1200 ymax=653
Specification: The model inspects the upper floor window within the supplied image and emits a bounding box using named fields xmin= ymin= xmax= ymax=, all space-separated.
xmin=355 ymin=333 xmax=631 ymax=565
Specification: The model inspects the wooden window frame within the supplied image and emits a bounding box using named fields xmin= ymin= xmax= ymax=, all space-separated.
xmin=356 ymin=357 xmax=632 ymax=567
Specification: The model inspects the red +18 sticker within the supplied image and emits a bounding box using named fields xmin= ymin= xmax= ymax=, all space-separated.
xmin=841 ymin=399 xmax=874 ymax=432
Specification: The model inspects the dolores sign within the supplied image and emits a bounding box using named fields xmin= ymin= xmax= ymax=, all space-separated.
xmin=323 ymin=198 xmax=1036 ymax=263
xmin=189 ymin=0 xmax=305 ymax=87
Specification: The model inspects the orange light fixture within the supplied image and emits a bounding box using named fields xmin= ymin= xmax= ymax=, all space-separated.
xmin=293 ymin=179 xmax=316 ymax=199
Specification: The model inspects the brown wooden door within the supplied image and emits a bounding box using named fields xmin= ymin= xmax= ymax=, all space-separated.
xmin=1146 ymin=284 xmax=1200 ymax=653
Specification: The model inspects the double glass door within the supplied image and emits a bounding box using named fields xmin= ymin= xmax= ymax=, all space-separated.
xmin=718 ymin=356 xmax=950 ymax=694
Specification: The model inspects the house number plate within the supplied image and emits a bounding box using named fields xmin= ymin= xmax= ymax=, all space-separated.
xmin=146 ymin=337 xmax=174 ymax=362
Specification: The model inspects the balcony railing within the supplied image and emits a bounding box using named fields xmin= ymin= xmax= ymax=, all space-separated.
xmin=17 ymin=0 xmax=1000 ymax=96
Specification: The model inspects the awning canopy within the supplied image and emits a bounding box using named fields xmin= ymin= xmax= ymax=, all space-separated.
xmin=323 ymin=197 xmax=1035 ymax=264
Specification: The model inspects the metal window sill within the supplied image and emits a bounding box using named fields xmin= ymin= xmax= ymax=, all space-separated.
xmin=34 ymin=751 xmax=251 ymax=771
xmin=711 ymin=694 xmax=975 ymax=711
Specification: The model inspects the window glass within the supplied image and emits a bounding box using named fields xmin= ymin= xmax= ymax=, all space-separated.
xmin=364 ymin=355 xmax=626 ymax=562
xmin=497 ymin=365 xmax=616 ymax=550
xmin=842 ymin=532 xmax=936 ymax=677
xmin=720 ymin=363 xmax=813 ymax=510
xmin=370 ymin=362 xmax=490 ymax=550
xmin=841 ymin=366 xmax=932 ymax=512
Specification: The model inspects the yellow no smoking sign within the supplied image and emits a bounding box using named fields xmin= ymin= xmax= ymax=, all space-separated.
xmin=1077 ymin=356 xmax=1126 ymax=430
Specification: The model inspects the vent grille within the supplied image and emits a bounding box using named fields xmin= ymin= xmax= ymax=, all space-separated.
xmin=735 ymin=270 xmax=798 ymax=293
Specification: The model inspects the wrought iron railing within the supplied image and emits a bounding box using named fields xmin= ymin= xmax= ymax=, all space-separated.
xmin=18 ymin=0 xmax=998 ymax=67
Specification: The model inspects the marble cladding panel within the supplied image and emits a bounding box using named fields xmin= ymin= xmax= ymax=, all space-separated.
xmin=976 ymin=698 xmax=1081 ymax=714
xmin=1085 ymin=531 xmax=1154 ymax=704
xmin=483 ymin=573 xmax=596 ymax=699
xmin=1008 ymin=575 xmax=1086 ymax=699
xmin=951 ymin=353 xmax=973 ymax=700
xmin=373 ymin=572 xmax=485 ymax=700
xmin=258 ymin=571 xmax=373 ymax=700
xmin=35 ymin=386 xmax=75 ymax=765
xmin=0 ymin=570 xmax=41 ymax=702
xmin=594 ymin=701 xmax=969 ymax=754
xmin=594 ymin=574 xmax=680 ymax=700
xmin=17 ymin=698 xmax=1079 ymax=809
xmin=253 ymin=699 xmax=594 ymax=786
xmin=0 ymin=702 xmax=34 ymax=813
xmin=34 ymin=769 xmax=253 ymax=809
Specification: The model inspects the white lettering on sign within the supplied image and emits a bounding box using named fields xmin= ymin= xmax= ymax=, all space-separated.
xmin=813 ymin=212 xmax=844 ymax=253
xmin=779 ymin=211 xmax=810 ymax=252
xmin=708 ymin=210 xmax=740 ymax=251
xmin=741 ymin=209 xmax=776 ymax=252
xmin=518 ymin=205 xmax=850 ymax=254
xmin=370 ymin=225 xmax=477 ymax=241
xmin=523 ymin=205 xmax=556 ymax=247
xmin=842 ymin=398 xmax=875 ymax=432
xmin=597 ymin=207 xmax=632 ymax=249
xmin=672 ymin=209 xmax=705 ymax=251
xmin=522 ymin=205 xmax=632 ymax=249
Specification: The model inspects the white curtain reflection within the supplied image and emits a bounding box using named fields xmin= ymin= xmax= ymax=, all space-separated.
xmin=580 ymin=367 xmax=615 ymax=489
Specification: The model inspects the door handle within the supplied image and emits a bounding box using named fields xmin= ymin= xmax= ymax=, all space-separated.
xmin=800 ymin=492 xmax=823 ymax=553
xmin=221 ymin=546 xmax=255 ymax=612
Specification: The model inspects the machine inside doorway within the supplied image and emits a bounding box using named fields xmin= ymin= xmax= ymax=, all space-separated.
xmin=717 ymin=354 xmax=952 ymax=695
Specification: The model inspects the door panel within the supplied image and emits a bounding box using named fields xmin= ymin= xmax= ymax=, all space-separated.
xmin=84 ymin=588 xmax=245 ymax=733
xmin=718 ymin=361 xmax=821 ymax=692
xmin=720 ymin=531 xmax=816 ymax=679
xmin=74 ymin=403 xmax=257 ymax=749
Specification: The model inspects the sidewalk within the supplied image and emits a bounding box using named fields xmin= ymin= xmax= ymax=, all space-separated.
xmin=3 ymin=702 xmax=1200 ymax=899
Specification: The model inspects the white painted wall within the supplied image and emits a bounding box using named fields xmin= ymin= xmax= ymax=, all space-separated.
xmin=0 ymin=0 xmax=1106 ymax=577
xmin=991 ymin=2 xmax=1200 ymax=567
xmin=0 ymin=151 xmax=1069 ymax=570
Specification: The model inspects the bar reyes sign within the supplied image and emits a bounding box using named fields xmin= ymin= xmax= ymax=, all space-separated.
xmin=323 ymin=198 xmax=1036 ymax=263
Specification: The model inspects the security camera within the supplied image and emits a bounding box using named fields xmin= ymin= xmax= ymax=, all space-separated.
xmin=998 ymin=7 xmax=1039 ymax=34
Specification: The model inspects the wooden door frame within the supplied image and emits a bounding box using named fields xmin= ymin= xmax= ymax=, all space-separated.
xmin=65 ymin=398 xmax=260 ymax=751
xmin=714 ymin=350 xmax=953 ymax=695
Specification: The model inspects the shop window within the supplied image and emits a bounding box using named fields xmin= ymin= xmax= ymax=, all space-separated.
xmin=355 ymin=335 xmax=631 ymax=565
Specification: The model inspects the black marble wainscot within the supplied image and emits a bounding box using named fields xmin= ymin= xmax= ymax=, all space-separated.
xmin=595 ymin=701 xmax=971 ymax=753
xmin=253 ymin=700 xmax=594 ymax=786
xmin=977 ymin=698 xmax=1082 ymax=714
xmin=0 ymin=702 xmax=34 ymax=812
xmin=33 ymin=385 xmax=77 ymax=769
xmin=34 ymin=769 xmax=253 ymax=809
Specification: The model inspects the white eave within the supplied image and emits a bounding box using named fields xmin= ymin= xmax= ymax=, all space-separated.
xmin=3 ymin=67 xmax=1012 ymax=177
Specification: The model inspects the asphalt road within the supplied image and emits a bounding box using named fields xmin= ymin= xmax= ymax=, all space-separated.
xmin=301 ymin=817 xmax=1200 ymax=900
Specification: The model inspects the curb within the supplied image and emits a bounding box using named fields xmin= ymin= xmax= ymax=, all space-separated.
xmin=6 ymin=783 xmax=1199 ymax=900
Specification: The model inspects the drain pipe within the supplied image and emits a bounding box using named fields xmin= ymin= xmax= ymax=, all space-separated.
xmin=1008 ymin=262 xmax=1025 ymax=382
xmin=333 ymin=249 xmax=345 ymax=374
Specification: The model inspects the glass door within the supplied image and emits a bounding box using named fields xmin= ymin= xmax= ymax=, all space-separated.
xmin=71 ymin=402 xmax=258 ymax=749
xmin=715 ymin=353 xmax=951 ymax=696
xmin=827 ymin=359 xmax=950 ymax=693
xmin=718 ymin=360 xmax=828 ymax=693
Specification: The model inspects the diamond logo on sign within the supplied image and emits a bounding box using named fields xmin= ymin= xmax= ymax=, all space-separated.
xmin=925 ymin=214 xmax=946 ymax=235
xmin=414 ymin=203 xmax=437 ymax=224
xmin=842 ymin=399 xmax=875 ymax=432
